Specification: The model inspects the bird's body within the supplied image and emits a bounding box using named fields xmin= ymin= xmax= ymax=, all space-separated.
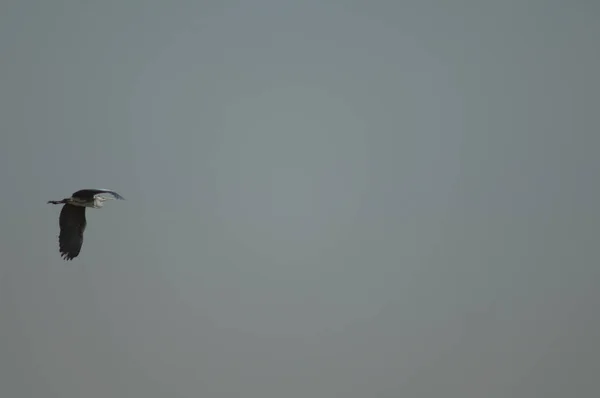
xmin=48 ymin=189 xmax=124 ymax=260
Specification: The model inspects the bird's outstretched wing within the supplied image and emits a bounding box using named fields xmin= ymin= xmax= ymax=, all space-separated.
xmin=71 ymin=189 xmax=125 ymax=200
xmin=58 ymin=204 xmax=87 ymax=261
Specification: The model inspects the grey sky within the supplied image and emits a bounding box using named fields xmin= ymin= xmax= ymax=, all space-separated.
xmin=1 ymin=0 xmax=599 ymax=397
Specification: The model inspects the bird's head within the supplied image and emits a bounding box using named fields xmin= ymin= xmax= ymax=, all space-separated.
xmin=93 ymin=194 xmax=114 ymax=208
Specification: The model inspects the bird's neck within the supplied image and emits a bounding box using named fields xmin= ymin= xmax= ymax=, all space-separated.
xmin=67 ymin=198 xmax=94 ymax=207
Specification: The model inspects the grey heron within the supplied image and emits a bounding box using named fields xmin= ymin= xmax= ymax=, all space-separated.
xmin=48 ymin=189 xmax=125 ymax=260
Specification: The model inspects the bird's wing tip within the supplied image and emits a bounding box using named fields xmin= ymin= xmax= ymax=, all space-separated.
xmin=96 ymin=189 xmax=125 ymax=200
xmin=106 ymin=190 xmax=125 ymax=200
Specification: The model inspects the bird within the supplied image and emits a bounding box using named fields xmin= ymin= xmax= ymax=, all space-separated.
xmin=48 ymin=189 xmax=125 ymax=260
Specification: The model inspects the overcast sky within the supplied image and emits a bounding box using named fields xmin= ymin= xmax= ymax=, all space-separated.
xmin=1 ymin=1 xmax=599 ymax=397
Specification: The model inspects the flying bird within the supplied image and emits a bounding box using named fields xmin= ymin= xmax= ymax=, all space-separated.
xmin=48 ymin=189 xmax=125 ymax=260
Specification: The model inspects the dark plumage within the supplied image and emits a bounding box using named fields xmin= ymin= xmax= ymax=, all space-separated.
xmin=48 ymin=188 xmax=124 ymax=260
xmin=71 ymin=189 xmax=125 ymax=201
xmin=58 ymin=204 xmax=87 ymax=260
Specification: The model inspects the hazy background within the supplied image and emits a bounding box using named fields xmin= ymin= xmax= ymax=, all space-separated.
xmin=1 ymin=1 xmax=599 ymax=397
